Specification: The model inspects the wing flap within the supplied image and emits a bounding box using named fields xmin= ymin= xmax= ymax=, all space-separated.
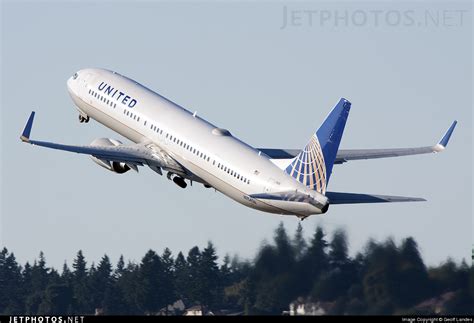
xmin=27 ymin=139 xmax=148 ymax=165
xmin=325 ymin=191 xmax=426 ymax=204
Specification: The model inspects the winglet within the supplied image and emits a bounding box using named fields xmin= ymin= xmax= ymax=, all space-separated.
xmin=436 ymin=120 xmax=457 ymax=150
xmin=20 ymin=111 xmax=35 ymax=142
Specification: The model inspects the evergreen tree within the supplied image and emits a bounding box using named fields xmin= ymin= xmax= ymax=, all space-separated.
xmin=0 ymin=248 xmax=23 ymax=314
xmin=89 ymin=255 xmax=112 ymax=311
xmin=174 ymin=252 xmax=188 ymax=302
xmin=361 ymin=238 xmax=400 ymax=313
xmin=298 ymin=226 xmax=329 ymax=295
xmin=115 ymin=255 xmax=125 ymax=279
xmin=116 ymin=262 xmax=140 ymax=314
xmin=136 ymin=250 xmax=166 ymax=314
xmin=24 ymin=251 xmax=51 ymax=314
xmin=72 ymin=250 xmax=90 ymax=313
xmin=395 ymin=237 xmax=431 ymax=306
xmin=274 ymin=222 xmax=294 ymax=269
xmin=61 ymin=262 xmax=73 ymax=285
xmin=220 ymin=254 xmax=232 ymax=288
xmin=31 ymin=252 xmax=49 ymax=291
xmin=293 ymin=222 xmax=307 ymax=260
xmin=199 ymin=242 xmax=220 ymax=308
xmin=160 ymin=248 xmax=176 ymax=310
xmin=312 ymin=229 xmax=354 ymax=302
xmin=329 ymin=229 xmax=349 ymax=268
xmin=21 ymin=262 xmax=33 ymax=312
xmin=38 ymin=283 xmax=72 ymax=314
xmin=186 ymin=246 xmax=202 ymax=305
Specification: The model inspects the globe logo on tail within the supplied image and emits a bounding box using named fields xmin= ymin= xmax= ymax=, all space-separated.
xmin=285 ymin=134 xmax=327 ymax=194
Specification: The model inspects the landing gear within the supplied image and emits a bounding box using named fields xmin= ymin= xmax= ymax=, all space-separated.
xmin=78 ymin=115 xmax=90 ymax=123
xmin=173 ymin=176 xmax=187 ymax=188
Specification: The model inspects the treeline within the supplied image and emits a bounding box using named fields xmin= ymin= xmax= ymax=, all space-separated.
xmin=0 ymin=223 xmax=473 ymax=315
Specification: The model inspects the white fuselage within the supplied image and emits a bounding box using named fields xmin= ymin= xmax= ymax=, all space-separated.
xmin=66 ymin=68 xmax=328 ymax=217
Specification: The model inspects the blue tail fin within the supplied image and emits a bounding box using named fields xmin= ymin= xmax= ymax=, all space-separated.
xmin=284 ymin=98 xmax=351 ymax=193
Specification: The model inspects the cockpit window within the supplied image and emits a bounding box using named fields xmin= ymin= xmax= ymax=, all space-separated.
xmin=72 ymin=73 xmax=78 ymax=80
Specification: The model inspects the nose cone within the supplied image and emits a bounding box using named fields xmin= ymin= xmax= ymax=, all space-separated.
xmin=67 ymin=72 xmax=79 ymax=96
xmin=67 ymin=76 xmax=73 ymax=92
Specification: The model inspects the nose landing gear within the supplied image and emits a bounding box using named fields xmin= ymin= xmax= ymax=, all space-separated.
xmin=78 ymin=115 xmax=90 ymax=123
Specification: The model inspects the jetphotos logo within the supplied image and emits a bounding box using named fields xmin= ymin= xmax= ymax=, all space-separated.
xmin=280 ymin=5 xmax=469 ymax=29
xmin=8 ymin=317 xmax=84 ymax=323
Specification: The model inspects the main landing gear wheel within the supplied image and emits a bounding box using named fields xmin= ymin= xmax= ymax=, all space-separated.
xmin=78 ymin=115 xmax=90 ymax=123
xmin=173 ymin=176 xmax=187 ymax=188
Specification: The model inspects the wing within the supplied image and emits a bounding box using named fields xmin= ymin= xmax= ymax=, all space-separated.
xmin=20 ymin=111 xmax=187 ymax=176
xmin=325 ymin=191 xmax=426 ymax=204
xmin=259 ymin=121 xmax=457 ymax=164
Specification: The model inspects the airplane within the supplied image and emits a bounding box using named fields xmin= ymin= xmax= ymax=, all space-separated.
xmin=20 ymin=68 xmax=457 ymax=219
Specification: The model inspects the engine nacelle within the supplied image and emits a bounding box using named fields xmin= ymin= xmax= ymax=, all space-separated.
xmin=90 ymin=138 xmax=130 ymax=174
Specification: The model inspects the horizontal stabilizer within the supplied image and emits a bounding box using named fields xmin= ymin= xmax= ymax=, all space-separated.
xmin=325 ymin=191 xmax=426 ymax=204
xmin=249 ymin=191 xmax=325 ymax=208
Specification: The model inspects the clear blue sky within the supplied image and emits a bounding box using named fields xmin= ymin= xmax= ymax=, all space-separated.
xmin=1 ymin=1 xmax=472 ymax=269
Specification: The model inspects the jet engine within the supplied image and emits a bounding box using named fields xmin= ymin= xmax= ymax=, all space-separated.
xmin=90 ymin=138 xmax=131 ymax=174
